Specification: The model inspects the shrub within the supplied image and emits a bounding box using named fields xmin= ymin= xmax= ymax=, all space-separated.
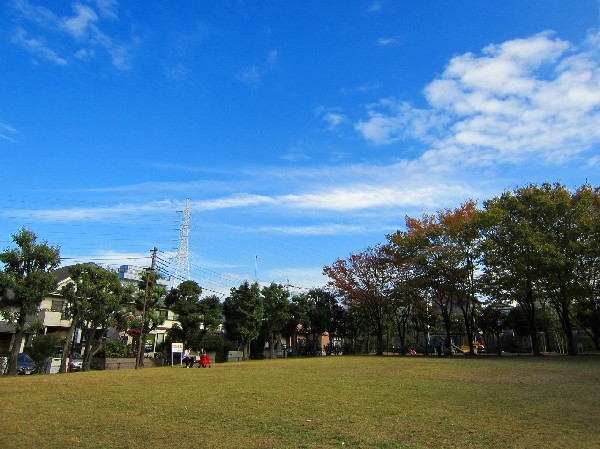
xmin=102 ymin=339 xmax=128 ymax=358
xmin=30 ymin=333 xmax=64 ymax=372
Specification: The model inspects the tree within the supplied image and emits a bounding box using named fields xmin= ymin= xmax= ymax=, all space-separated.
xmin=481 ymin=183 xmax=600 ymax=356
xmin=385 ymin=231 xmax=426 ymax=355
xmin=223 ymin=281 xmax=263 ymax=360
xmin=575 ymin=297 xmax=600 ymax=350
xmin=477 ymin=303 xmax=508 ymax=355
xmin=78 ymin=267 xmax=131 ymax=370
xmin=0 ymin=229 xmax=60 ymax=376
xmin=540 ymin=183 xmax=600 ymax=355
xmin=165 ymin=280 xmax=203 ymax=347
xmin=480 ymin=186 xmax=548 ymax=356
xmin=403 ymin=210 xmax=470 ymax=353
xmin=59 ymin=263 xmax=108 ymax=373
xmin=133 ymin=270 xmax=166 ymax=367
xmin=261 ymin=283 xmax=290 ymax=359
xmin=325 ymin=245 xmax=392 ymax=355
xmin=197 ymin=295 xmax=224 ymax=342
xmin=305 ymin=288 xmax=336 ymax=355
xmin=283 ymin=293 xmax=310 ymax=357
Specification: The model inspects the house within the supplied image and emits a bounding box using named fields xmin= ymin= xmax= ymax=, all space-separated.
xmin=0 ymin=264 xmax=180 ymax=356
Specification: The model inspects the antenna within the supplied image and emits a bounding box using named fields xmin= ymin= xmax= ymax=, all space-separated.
xmin=172 ymin=198 xmax=191 ymax=288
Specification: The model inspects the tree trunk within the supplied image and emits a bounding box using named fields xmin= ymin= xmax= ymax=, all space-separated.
xmin=555 ymin=301 xmax=577 ymax=356
xmin=520 ymin=280 xmax=541 ymax=356
xmin=8 ymin=310 xmax=27 ymax=376
xmin=269 ymin=336 xmax=276 ymax=359
xmin=60 ymin=322 xmax=76 ymax=373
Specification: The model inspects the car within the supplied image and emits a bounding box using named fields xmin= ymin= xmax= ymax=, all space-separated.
xmin=70 ymin=352 xmax=83 ymax=371
xmin=17 ymin=353 xmax=36 ymax=375
xmin=53 ymin=350 xmax=84 ymax=372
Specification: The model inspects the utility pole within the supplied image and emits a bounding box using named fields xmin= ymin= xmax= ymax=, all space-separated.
xmin=135 ymin=247 xmax=157 ymax=369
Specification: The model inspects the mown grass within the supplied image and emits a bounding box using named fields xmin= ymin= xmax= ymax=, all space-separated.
xmin=0 ymin=355 xmax=598 ymax=449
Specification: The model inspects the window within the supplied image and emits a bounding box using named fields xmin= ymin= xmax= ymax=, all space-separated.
xmin=51 ymin=300 xmax=64 ymax=312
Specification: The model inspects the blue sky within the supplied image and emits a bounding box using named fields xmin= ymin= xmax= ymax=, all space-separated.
xmin=2 ymin=0 xmax=600 ymax=296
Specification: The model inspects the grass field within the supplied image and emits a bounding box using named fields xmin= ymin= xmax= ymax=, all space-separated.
xmin=0 ymin=355 xmax=599 ymax=449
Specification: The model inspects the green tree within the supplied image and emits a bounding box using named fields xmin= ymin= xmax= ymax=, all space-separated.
xmin=261 ymin=283 xmax=290 ymax=359
xmin=306 ymin=288 xmax=336 ymax=355
xmin=133 ymin=270 xmax=166 ymax=367
xmin=78 ymin=267 xmax=131 ymax=370
xmin=476 ymin=303 xmax=508 ymax=355
xmin=539 ymin=183 xmax=600 ymax=355
xmin=59 ymin=263 xmax=107 ymax=373
xmin=0 ymin=229 xmax=60 ymax=376
xmin=29 ymin=332 xmax=63 ymax=373
xmin=165 ymin=280 xmax=203 ymax=347
xmin=283 ymin=293 xmax=310 ymax=357
xmin=480 ymin=186 xmax=548 ymax=355
xmin=198 ymin=295 xmax=223 ymax=344
xmin=223 ymin=281 xmax=263 ymax=360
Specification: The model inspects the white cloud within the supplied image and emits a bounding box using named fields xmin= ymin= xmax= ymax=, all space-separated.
xmin=238 ymin=66 xmax=261 ymax=85
xmin=94 ymin=0 xmax=118 ymax=20
xmin=354 ymin=99 xmax=440 ymax=145
xmin=195 ymin=194 xmax=275 ymax=210
xmin=267 ymin=49 xmax=279 ymax=65
xmin=238 ymin=49 xmax=280 ymax=86
xmin=322 ymin=112 xmax=347 ymax=130
xmin=2 ymin=200 xmax=179 ymax=222
xmin=12 ymin=0 xmax=133 ymax=70
xmin=62 ymin=250 xmax=153 ymax=270
xmin=356 ymin=30 xmax=600 ymax=169
xmin=377 ymin=37 xmax=396 ymax=46
xmin=0 ymin=120 xmax=19 ymax=143
xmin=368 ymin=1 xmax=385 ymax=13
xmin=11 ymin=27 xmax=68 ymax=65
xmin=63 ymin=4 xmax=98 ymax=38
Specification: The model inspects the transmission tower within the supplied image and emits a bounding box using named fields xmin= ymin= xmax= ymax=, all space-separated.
xmin=172 ymin=198 xmax=191 ymax=288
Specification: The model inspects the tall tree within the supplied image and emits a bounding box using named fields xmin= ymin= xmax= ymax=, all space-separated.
xmin=78 ymin=267 xmax=131 ymax=370
xmin=283 ymin=293 xmax=310 ymax=357
xmin=573 ymin=184 xmax=600 ymax=350
xmin=540 ymin=183 xmax=600 ymax=355
xmin=403 ymin=210 xmax=471 ymax=353
xmin=482 ymin=183 xmax=600 ymax=355
xmin=223 ymin=281 xmax=263 ymax=360
xmin=324 ymin=245 xmax=392 ymax=355
xmin=477 ymin=303 xmax=508 ymax=355
xmin=198 ymin=295 xmax=224 ymax=341
xmin=305 ymin=288 xmax=336 ymax=355
xmin=481 ymin=185 xmax=551 ymax=355
xmin=165 ymin=280 xmax=203 ymax=347
xmin=385 ymin=231 xmax=426 ymax=355
xmin=59 ymin=263 xmax=106 ymax=373
xmin=0 ymin=229 xmax=60 ymax=376
xmin=133 ymin=270 xmax=166 ymax=367
xmin=261 ymin=283 xmax=290 ymax=359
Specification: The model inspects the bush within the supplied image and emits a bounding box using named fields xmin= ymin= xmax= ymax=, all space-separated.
xmin=102 ymin=339 xmax=128 ymax=358
xmin=200 ymin=332 xmax=227 ymax=352
xmin=30 ymin=334 xmax=64 ymax=372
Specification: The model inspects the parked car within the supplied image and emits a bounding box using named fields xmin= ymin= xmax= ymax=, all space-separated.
xmin=70 ymin=352 xmax=83 ymax=372
xmin=17 ymin=353 xmax=36 ymax=375
xmin=53 ymin=350 xmax=84 ymax=372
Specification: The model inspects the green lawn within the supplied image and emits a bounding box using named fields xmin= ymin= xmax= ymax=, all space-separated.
xmin=1 ymin=355 xmax=598 ymax=449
